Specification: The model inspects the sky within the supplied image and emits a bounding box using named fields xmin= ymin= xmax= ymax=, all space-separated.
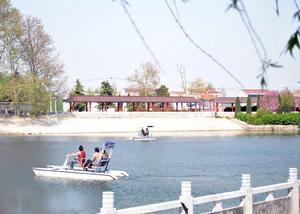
xmin=10 ymin=0 xmax=300 ymax=96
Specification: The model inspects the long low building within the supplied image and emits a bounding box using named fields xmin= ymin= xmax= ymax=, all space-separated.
xmin=64 ymin=95 xmax=263 ymax=112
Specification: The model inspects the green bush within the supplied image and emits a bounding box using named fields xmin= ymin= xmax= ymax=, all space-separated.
xmin=245 ymin=114 xmax=256 ymax=124
xmin=236 ymin=112 xmax=246 ymax=121
xmin=235 ymin=97 xmax=241 ymax=117
xmin=255 ymin=118 xmax=264 ymax=125
xmin=255 ymin=108 xmax=272 ymax=118
xmin=236 ymin=112 xmax=256 ymax=124
xmin=236 ymin=111 xmax=300 ymax=126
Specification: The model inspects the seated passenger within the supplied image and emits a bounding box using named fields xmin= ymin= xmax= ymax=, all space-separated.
xmin=67 ymin=145 xmax=86 ymax=169
xmin=83 ymin=147 xmax=101 ymax=170
xmin=140 ymin=127 xmax=146 ymax=136
xmin=145 ymin=128 xmax=149 ymax=136
xmin=97 ymin=150 xmax=109 ymax=172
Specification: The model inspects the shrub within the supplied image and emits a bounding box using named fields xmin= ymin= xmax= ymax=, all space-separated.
xmin=246 ymin=96 xmax=252 ymax=114
xmin=235 ymin=97 xmax=241 ymax=117
xmin=236 ymin=112 xmax=256 ymax=124
xmin=245 ymin=113 xmax=255 ymax=124
xmin=255 ymin=108 xmax=272 ymax=118
xmin=236 ymin=108 xmax=300 ymax=126
xmin=255 ymin=118 xmax=264 ymax=125
xmin=236 ymin=112 xmax=246 ymax=121
xmin=279 ymin=89 xmax=294 ymax=113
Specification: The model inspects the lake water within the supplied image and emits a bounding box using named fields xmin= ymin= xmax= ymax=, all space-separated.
xmin=0 ymin=133 xmax=300 ymax=214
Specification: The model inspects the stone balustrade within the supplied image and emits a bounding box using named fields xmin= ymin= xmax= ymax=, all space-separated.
xmin=99 ymin=168 xmax=299 ymax=214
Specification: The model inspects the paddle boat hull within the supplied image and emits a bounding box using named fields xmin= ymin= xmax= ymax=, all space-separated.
xmin=33 ymin=166 xmax=129 ymax=181
xmin=33 ymin=141 xmax=129 ymax=181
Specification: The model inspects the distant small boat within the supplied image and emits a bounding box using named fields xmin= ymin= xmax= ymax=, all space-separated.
xmin=33 ymin=141 xmax=129 ymax=181
xmin=130 ymin=125 xmax=157 ymax=141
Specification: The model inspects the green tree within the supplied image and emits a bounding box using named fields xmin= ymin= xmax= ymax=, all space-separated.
xmin=246 ymin=96 xmax=252 ymax=114
xmin=0 ymin=0 xmax=24 ymax=107
xmin=72 ymin=79 xmax=85 ymax=95
xmin=235 ymin=97 xmax=241 ymax=117
xmin=0 ymin=73 xmax=12 ymax=102
xmin=24 ymin=74 xmax=51 ymax=115
xmin=126 ymin=93 xmax=133 ymax=112
xmin=0 ymin=0 xmax=67 ymax=115
xmin=70 ymin=79 xmax=86 ymax=112
xmin=256 ymin=94 xmax=260 ymax=110
xmin=99 ymin=81 xmax=113 ymax=96
xmin=277 ymin=94 xmax=283 ymax=113
xmin=96 ymin=80 xmax=115 ymax=110
xmin=127 ymin=62 xmax=160 ymax=96
xmin=279 ymin=89 xmax=294 ymax=113
xmin=0 ymin=0 xmax=12 ymax=62
xmin=20 ymin=16 xmax=66 ymax=97
xmin=155 ymin=84 xmax=170 ymax=96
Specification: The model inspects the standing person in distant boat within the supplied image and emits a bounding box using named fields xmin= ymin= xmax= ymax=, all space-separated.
xmin=67 ymin=145 xmax=86 ymax=169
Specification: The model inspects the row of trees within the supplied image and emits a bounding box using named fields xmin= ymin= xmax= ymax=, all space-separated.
xmin=69 ymin=62 xmax=216 ymax=98
xmin=126 ymin=62 xmax=217 ymax=96
xmin=68 ymin=62 xmax=217 ymax=111
xmin=235 ymin=89 xmax=296 ymax=116
xmin=70 ymin=79 xmax=116 ymax=112
xmin=69 ymin=77 xmax=171 ymax=111
xmin=0 ymin=0 xmax=66 ymax=115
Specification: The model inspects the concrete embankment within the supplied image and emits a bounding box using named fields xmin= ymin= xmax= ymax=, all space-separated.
xmin=0 ymin=112 xmax=298 ymax=136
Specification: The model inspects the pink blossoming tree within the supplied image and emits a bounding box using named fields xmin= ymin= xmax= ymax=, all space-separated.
xmin=259 ymin=91 xmax=279 ymax=112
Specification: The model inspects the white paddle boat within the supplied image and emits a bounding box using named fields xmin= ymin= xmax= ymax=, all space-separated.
xmin=33 ymin=141 xmax=129 ymax=181
xmin=131 ymin=126 xmax=157 ymax=141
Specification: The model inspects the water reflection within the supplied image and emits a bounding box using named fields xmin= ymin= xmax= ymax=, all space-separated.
xmin=0 ymin=134 xmax=300 ymax=213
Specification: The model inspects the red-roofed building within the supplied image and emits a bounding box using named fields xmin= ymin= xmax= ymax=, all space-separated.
xmin=170 ymin=89 xmax=221 ymax=99
xmin=238 ymin=89 xmax=275 ymax=98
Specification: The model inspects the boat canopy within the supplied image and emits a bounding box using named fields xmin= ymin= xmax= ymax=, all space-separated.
xmin=97 ymin=141 xmax=116 ymax=172
xmin=102 ymin=141 xmax=115 ymax=150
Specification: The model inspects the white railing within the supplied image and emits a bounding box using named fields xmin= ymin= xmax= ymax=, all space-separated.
xmin=99 ymin=168 xmax=300 ymax=214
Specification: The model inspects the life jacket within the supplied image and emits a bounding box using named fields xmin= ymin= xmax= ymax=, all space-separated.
xmin=77 ymin=150 xmax=86 ymax=166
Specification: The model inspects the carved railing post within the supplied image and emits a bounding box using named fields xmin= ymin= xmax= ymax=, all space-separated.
xmin=265 ymin=192 xmax=274 ymax=202
xmin=212 ymin=201 xmax=223 ymax=212
xmin=240 ymin=174 xmax=252 ymax=214
xmin=100 ymin=192 xmax=117 ymax=214
xmin=179 ymin=181 xmax=193 ymax=214
xmin=288 ymin=168 xmax=299 ymax=214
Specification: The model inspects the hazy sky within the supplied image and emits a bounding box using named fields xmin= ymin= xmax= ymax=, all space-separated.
xmin=11 ymin=0 xmax=300 ymax=95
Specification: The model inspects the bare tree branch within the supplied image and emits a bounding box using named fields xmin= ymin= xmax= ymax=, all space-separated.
xmin=119 ymin=0 xmax=165 ymax=73
xmin=165 ymin=0 xmax=244 ymax=88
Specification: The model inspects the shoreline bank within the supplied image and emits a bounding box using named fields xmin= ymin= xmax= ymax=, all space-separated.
xmin=1 ymin=130 xmax=299 ymax=137
xmin=0 ymin=112 xmax=299 ymax=136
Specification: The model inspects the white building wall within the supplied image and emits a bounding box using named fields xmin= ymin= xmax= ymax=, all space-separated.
xmin=63 ymin=102 xmax=70 ymax=112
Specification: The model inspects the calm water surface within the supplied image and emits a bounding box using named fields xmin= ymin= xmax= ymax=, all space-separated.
xmin=0 ymin=134 xmax=300 ymax=214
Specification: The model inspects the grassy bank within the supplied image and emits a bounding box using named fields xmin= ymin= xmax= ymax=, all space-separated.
xmin=236 ymin=109 xmax=300 ymax=126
